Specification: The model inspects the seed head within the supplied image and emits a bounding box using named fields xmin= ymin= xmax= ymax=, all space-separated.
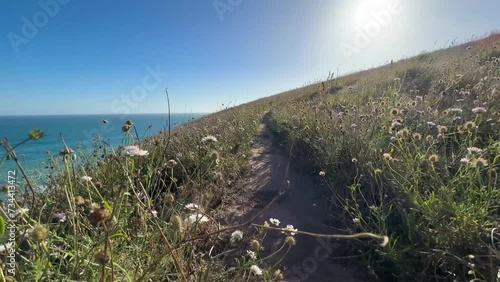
xmin=428 ymin=154 xmax=440 ymax=163
xmin=32 ymin=224 xmax=49 ymax=242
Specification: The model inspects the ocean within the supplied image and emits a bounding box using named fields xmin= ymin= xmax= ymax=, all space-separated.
xmin=0 ymin=113 xmax=205 ymax=181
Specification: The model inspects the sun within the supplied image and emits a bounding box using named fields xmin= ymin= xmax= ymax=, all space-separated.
xmin=353 ymin=0 xmax=395 ymax=27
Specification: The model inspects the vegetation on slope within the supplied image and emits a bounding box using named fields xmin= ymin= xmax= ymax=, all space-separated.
xmin=0 ymin=33 xmax=498 ymax=281
xmin=268 ymin=34 xmax=500 ymax=281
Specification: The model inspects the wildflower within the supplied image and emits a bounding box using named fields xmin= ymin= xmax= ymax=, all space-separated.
xmin=426 ymin=121 xmax=436 ymax=127
xmin=390 ymin=137 xmax=398 ymax=142
xmin=319 ymin=171 xmax=326 ymax=176
xmin=80 ymin=176 xmax=92 ymax=184
xmin=426 ymin=135 xmax=433 ymax=142
xmin=122 ymin=145 xmax=149 ymax=157
xmin=28 ymin=129 xmax=45 ymax=140
xmin=165 ymin=193 xmax=175 ymax=204
xmin=467 ymin=147 xmax=483 ymax=155
xmin=166 ymin=159 xmax=177 ymax=168
xmin=59 ymin=147 xmax=74 ymax=156
xmin=53 ymin=212 xmax=67 ymax=223
xmin=472 ymin=158 xmax=488 ymax=168
xmin=209 ymin=150 xmax=220 ymax=162
xmin=383 ymin=153 xmax=392 ymax=161
xmin=350 ymin=124 xmax=357 ymax=128
xmin=274 ymin=269 xmax=284 ymax=280
xmin=449 ymin=108 xmax=463 ymax=113
xmin=125 ymin=120 xmax=133 ymax=126
xmin=88 ymin=207 xmax=111 ymax=225
xmin=428 ymin=154 xmax=440 ymax=163
xmin=464 ymin=121 xmax=476 ymax=131
xmin=416 ymin=110 xmax=424 ymax=115
xmin=391 ymin=121 xmax=402 ymax=128
xmin=122 ymin=124 xmax=131 ymax=133
xmin=380 ymin=236 xmax=389 ymax=247
xmin=32 ymin=224 xmax=49 ymax=242
xmin=250 ymin=240 xmax=260 ymax=252
xmin=472 ymin=107 xmax=487 ymax=114
xmin=281 ymin=224 xmax=298 ymax=236
xmin=412 ymin=133 xmax=422 ymax=141
xmin=230 ymin=230 xmax=243 ymax=243
xmin=149 ymin=210 xmax=158 ymax=218
xmin=201 ymin=135 xmax=218 ymax=144
xmin=247 ymin=250 xmax=257 ymax=260
xmin=269 ymin=218 xmax=281 ymax=227
xmin=75 ymin=196 xmax=85 ymax=206
xmin=353 ymin=218 xmax=360 ymax=223
xmin=285 ymin=236 xmax=297 ymax=246
xmin=391 ymin=108 xmax=400 ymax=115
xmin=170 ymin=215 xmax=183 ymax=232
xmin=374 ymin=169 xmax=383 ymax=175
xmin=438 ymin=126 xmax=448 ymax=135
xmin=460 ymin=158 xmax=469 ymax=165
xmin=184 ymin=203 xmax=199 ymax=211
xmin=186 ymin=213 xmax=209 ymax=224
xmin=351 ymin=158 xmax=358 ymax=163
xmin=250 ymin=265 xmax=263 ymax=276
xmin=397 ymin=128 xmax=410 ymax=138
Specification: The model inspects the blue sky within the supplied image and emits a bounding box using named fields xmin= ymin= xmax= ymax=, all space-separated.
xmin=0 ymin=0 xmax=498 ymax=115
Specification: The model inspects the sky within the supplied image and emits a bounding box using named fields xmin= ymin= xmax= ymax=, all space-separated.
xmin=0 ymin=0 xmax=498 ymax=115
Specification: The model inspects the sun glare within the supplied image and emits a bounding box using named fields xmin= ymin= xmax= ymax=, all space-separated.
xmin=354 ymin=0 xmax=395 ymax=27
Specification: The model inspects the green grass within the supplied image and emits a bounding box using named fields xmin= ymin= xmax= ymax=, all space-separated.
xmin=1 ymin=33 xmax=499 ymax=281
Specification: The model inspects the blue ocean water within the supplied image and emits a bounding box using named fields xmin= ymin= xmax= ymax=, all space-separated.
xmin=0 ymin=113 xmax=205 ymax=179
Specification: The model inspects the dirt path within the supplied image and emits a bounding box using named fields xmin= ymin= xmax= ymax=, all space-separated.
xmin=230 ymin=123 xmax=367 ymax=281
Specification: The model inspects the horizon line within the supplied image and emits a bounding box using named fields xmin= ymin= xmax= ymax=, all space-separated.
xmin=0 ymin=112 xmax=210 ymax=117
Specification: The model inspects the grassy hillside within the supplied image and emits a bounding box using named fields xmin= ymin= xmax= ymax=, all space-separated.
xmin=1 ymin=33 xmax=499 ymax=281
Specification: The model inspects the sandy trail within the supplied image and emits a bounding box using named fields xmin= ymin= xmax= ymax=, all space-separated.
xmin=229 ymin=122 xmax=367 ymax=282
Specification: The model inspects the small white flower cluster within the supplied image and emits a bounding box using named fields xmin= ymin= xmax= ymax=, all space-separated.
xmin=201 ymin=135 xmax=218 ymax=144
xmin=80 ymin=175 xmax=92 ymax=184
xmin=269 ymin=218 xmax=281 ymax=226
xmin=246 ymin=250 xmax=257 ymax=260
xmin=122 ymin=145 xmax=149 ymax=157
xmin=230 ymin=230 xmax=243 ymax=244
xmin=471 ymin=107 xmax=487 ymax=114
xmin=184 ymin=203 xmax=209 ymax=224
xmin=281 ymin=224 xmax=298 ymax=236
xmin=250 ymin=265 xmax=263 ymax=276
